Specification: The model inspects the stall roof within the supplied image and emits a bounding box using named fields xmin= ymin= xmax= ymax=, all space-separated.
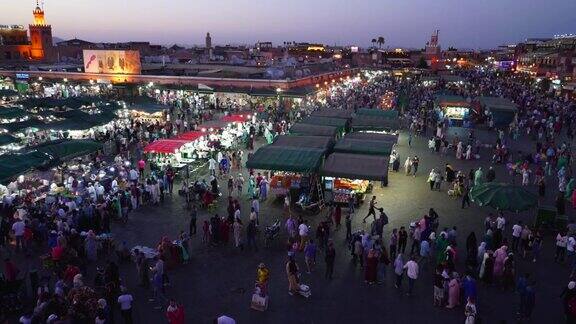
xmin=356 ymin=108 xmax=399 ymax=119
xmin=345 ymin=132 xmax=399 ymax=144
xmin=197 ymin=120 xmax=227 ymax=130
xmin=246 ymin=146 xmax=324 ymax=173
xmin=1 ymin=118 xmax=46 ymax=132
xmin=299 ymin=116 xmax=349 ymax=130
xmin=478 ymin=96 xmax=518 ymax=112
xmin=175 ymin=131 xmax=206 ymax=142
xmin=36 ymin=140 xmax=103 ymax=161
xmin=435 ymin=94 xmax=470 ymax=107
xmin=334 ymin=138 xmax=394 ymax=156
xmin=17 ymin=96 xmax=102 ymax=110
xmin=310 ymin=109 xmax=353 ymax=120
xmin=289 ymin=123 xmax=338 ymax=138
xmin=0 ymin=134 xmax=18 ymax=146
xmin=272 ymin=135 xmax=334 ymax=152
xmin=144 ymin=139 xmax=189 ymax=154
xmin=0 ymin=107 xmax=28 ymax=120
xmin=221 ymin=114 xmax=250 ymax=123
xmin=0 ymin=151 xmax=50 ymax=184
xmin=350 ymin=116 xmax=399 ymax=131
xmin=321 ymin=153 xmax=390 ymax=181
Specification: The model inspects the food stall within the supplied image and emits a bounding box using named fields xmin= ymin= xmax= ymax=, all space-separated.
xmin=321 ymin=153 xmax=390 ymax=203
xmin=310 ymin=109 xmax=353 ymax=120
xmin=350 ymin=115 xmax=399 ymax=132
xmin=477 ymin=96 xmax=517 ymax=127
xmin=289 ymin=123 xmax=339 ymax=139
xmin=435 ymin=95 xmax=471 ymax=127
xmin=299 ymin=116 xmax=349 ymax=136
xmin=144 ymin=139 xmax=190 ymax=168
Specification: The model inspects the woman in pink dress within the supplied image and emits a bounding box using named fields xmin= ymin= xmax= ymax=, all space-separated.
xmin=446 ymin=273 xmax=461 ymax=309
xmin=493 ymin=245 xmax=508 ymax=279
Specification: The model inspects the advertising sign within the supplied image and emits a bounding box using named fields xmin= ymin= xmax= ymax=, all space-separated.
xmin=83 ymin=50 xmax=141 ymax=75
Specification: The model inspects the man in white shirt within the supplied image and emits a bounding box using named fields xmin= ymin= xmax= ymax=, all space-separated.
xmin=511 ymin=221 xmax=523 ymax=252
xmin=298 ymin=221 xmax=309 ymax=249
xmin=117 ymin=286 xmax=134 ymax=323
xmin=556 ymin=232 xmax=568 ymax=262
xmin=496 ymin=214 xmax=506 ymax=231
xmin=11 ymin=218 xmax=25 ymax=251
xmin=403 ymin=256 xmax=419 ymax=296
xmin=209 ymin=157 xmax=217 ymax=177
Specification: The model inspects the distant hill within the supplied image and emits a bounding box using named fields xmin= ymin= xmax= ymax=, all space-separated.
xmin=52 ymin=37 xmax=65 ymax=45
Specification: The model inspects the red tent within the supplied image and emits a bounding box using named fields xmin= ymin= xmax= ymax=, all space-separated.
xmin=144 ymin=139 xmax=189 ymax=154
xmin=176 ymin=131 xmax=206 ymax=142
xmin=221 ymin=114 xmax=250 ymax=123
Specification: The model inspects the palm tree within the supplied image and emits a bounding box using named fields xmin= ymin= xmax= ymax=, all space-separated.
xmin=371 ymin=38 xmax=377 ymax=48
xmin=377 ymin=36 xmax=385 ymax=49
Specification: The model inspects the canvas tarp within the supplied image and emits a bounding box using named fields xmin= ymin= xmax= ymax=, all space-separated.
xmin=310 ymin=109 xmax=353 ymax=120
xmin=271 ymin=135 xmax=334 ymax=152
xmin=0 ymin=134 xmax=19 ymax=146
xmin=246 ymin=146 xmax=324 ymax=173
xmin=1 ymin=118 xmax=46 ymax=132
xmin=334 ymin=138 xmax=394 ymax=156
xmin=37 ymin=140 xmax=103 ymax=161
xmin=289 ymin=123 xmax=338 ymax=138
xmin=299 ymin=116 xmax=349 ymax=133
xmin=321 ymin=153 xmax=389 ymax=181
xmin=479 ymin=97 xmax=517 ymax=126
xmin=0 ymin=151 xmax=51 ymax=184
xmin=356 ymin=108 xmax=399 ymax=119
xmin=351 ymin=116 xmax=399 ymax=131
xmin=345 ymin=132 xmax=399 ymax=144
xmin=0 ymin=107 xmax=28 ymax=120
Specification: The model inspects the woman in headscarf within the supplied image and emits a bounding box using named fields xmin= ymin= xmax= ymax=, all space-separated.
xmin=493 ymin=245 xmax=508 ymax=280
xmin=247 ymin=175 xmax=256 ymax=199
xmin=502 ymin=253 xmax=515 ymax=290
xmin=466 ymin=232 xmax=478 ymax=265
xmin=436 ymin=233 xmax=449 ymax=264
xmin=479 ymin=251 xmax=494 ymax=284
xmin=477 ymin=242 xmax=487 ymax=266
xmin=404 ymin=157 xmax=412 ymax=175
xmin=85 ymin=230 xmax=97 ymax=262
xmin=393 ymin=253 xmax=404 ymax=289
xmin=286 ymin=257 xmax=299 ymax=295
xmin=446 ymin=272 xmax=461 ymax=309
xmin=456 ymin=142 xmax=463 ymax=160
xmin=364 ymin=247 xmax=378 ymax=284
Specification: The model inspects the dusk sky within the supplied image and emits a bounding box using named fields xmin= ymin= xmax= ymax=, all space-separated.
xmin=3 ymin=0 xmax=576 ymax=49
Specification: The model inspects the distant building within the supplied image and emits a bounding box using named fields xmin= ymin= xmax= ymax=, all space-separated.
xmin=0 ymin=1 xmax=55 ymax=63
xmin=424 ymin=30 xmax=441 ymax=69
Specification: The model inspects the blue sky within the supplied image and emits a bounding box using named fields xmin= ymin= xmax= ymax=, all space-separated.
xmin=2 ymin=0 xmax=576 ymax=49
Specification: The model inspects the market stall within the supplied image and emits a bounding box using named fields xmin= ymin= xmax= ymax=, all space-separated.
xmin=310 ymin=109 xmax=353 ymax=120
xmin=299 ymin=116 xmax=349 ymax=135
xmin=356 ymin=108 xmax=399 ymax=119
xmin=345 ymin=131 xmax=399 ymax=144
xmin=321 ymin=152 xmax=390 ymax=203
xmin=478 ymin=96 xmax=517 ymax=127
xmin=271 ymin=135 xmax=334 ymax=152
xmin=144 ymin=139 xmax=191 ymax=168
xmin=246 ymin=146 xmax=324 ymax=198
xmin=333 ymin=138 xmax=394 ymax=156
xmin=350 ymin=115 xmax=399 ymax=132
xmin=289 ymin=123 xmax=338 ymax=138
xmin=435 ymin=95 xmax=471 ymax=127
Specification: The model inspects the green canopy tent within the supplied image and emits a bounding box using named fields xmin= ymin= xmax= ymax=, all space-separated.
xmin=289 ymin=123 xmax=338 ymax=138
xmin=310 ymin=109 xmax=353 ymax=120
xmin=469 ymin=182 xmax=537 ymax=212
xmin=1 ymin=118 xmax=46 ymax=133
xmin=0 ymin=107 xmax=28 ymax=120
xmin=345 ymin=132 xmax=399 ymax=144
xmin=479 ymin=96 xmax=517 ymax=127
xmin=36 ymin=140 xmax=103 ymax=161
xmin=271 ymin=135 xmax=334 ymax=152
xmin=246 ymin=146 xmax=324 ymax=173
xmin=299 ymin=116 xmax=349 ymax=135
xmin=321 ymin=152 xmax=390 ymax=184
xmin=356 ymin=108 xmax=399 ymax=119
xmin=334 ymin=138 xmax=394 ymax=156
xmin=350 ymin=115 xmax=399 ymax=132
xmin=0 ymin=134 xmax=19 ymax=146
xmin=0 ymin=151 xmax=51 ymax=184
xmin=18 ymin=96 xmax=100 ymax=110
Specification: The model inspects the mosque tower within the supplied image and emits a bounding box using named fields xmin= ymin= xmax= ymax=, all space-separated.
xmin=29 ymin=0 xmax=54 ymax=61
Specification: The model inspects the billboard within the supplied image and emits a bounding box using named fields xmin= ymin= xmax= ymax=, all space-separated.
xmin=83 ymin=50 xmax=141 ymax=75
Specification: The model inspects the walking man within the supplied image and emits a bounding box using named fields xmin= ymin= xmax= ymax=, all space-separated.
xmin=403 ymin=256 xmax=419 ymax=296
xmin=363 ymin=196 xmax=377 ymax=223
xmin=325 ymin=240 xmax=336 ymax=279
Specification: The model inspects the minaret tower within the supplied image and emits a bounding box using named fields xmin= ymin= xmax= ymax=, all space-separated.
xmin=29 ymin=0 xmax=54 ymax=61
